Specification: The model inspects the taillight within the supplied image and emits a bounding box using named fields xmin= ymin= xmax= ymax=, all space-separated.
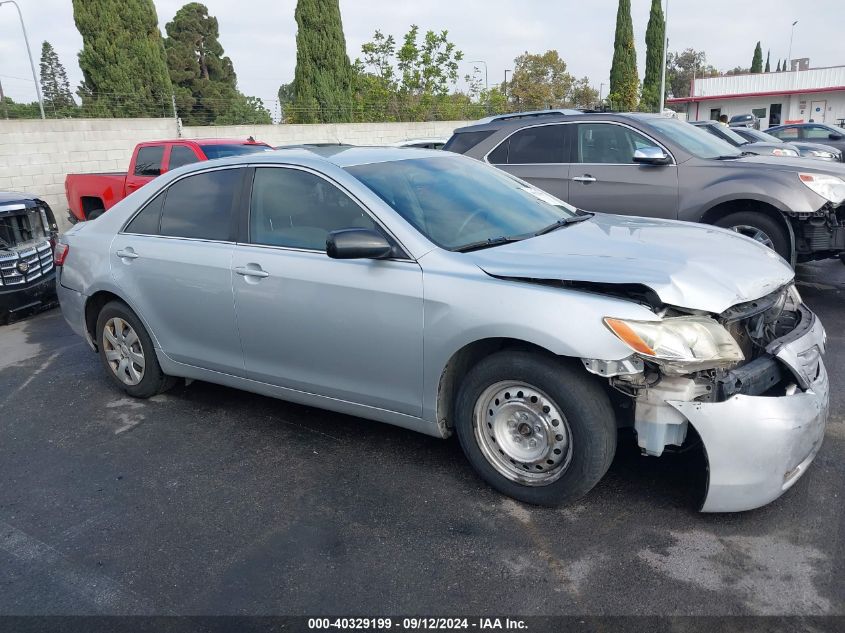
xmin=54 ymin=242 xmax=69 ymax=266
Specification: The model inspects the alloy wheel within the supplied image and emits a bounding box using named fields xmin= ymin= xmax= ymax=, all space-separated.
xmin=102 ymin=317 xmax=145 ymax=386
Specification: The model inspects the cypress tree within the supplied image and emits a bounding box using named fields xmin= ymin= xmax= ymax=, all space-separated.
xmin=776 ymin=59 xmax=781 ymax=72
xmin=164 ymin=3 xmax=269 ymax=125
xmin=609 ymin=0 xmax=639 ymax=111
xmin=40 ymin=41 xmax=76 ymax=114
xmin=72 ymin=0 xmax=172 ymax=117
xmin=750 ymin=42 xmax=763 ymax=73
xmin=764 ymin=50 xmax=771 ymax=72
xmin=640 ymin=0 xmax=664 ymax=112
xmin=292 ymin=0 xmax=354 ymax=123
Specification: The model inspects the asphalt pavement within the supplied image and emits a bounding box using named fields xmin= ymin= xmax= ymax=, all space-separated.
xmin=0 ymin=260 xmax=843 ymax=617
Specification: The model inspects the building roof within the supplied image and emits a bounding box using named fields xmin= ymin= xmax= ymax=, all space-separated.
xmin=667 ymin=65 xmax=845 ymax=103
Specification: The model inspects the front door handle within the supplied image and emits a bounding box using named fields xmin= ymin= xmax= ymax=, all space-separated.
xmin=116 ymin=248 xmax=139 ymax=259
xmin=234 ymin=265 xmax=270 ymax=279
xmin=572 ymin=175 xmax=597 ymax=183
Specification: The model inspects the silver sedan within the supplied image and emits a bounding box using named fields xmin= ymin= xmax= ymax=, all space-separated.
xmin=56 ymin=148 xmax=829 ymax=512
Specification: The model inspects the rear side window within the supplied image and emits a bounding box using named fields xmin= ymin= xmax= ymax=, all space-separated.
xmin=169 ymin=145 xmax=200 ymax=169
xmin=125 ymin=191 xmax=165 ymax=235
xmin=159 ymin=169 xmax=240 ymax=241
xmin=771 ymin=127 xmax=798 ymax=140
xmin=488 ymin=125 xmax=566 ymax=164
xmin=134 ymin=146 xmax=165 ymax=177
xmin=443 ymin=130 xmax=494 ymax=154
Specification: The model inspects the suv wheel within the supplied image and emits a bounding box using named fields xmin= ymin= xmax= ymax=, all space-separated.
xmin=454 ymin=351 xmax=617 ymax=506
xmin=715 ymin=211 xmax=791 ymax=261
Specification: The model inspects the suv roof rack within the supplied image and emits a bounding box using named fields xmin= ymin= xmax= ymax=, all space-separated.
xmin=472 ymin=109 xmax=583 ymax=125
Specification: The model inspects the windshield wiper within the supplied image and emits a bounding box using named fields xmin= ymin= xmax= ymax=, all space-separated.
xmin=452 ymin=235 xmax=526 ymax=253
xmin=534 ymin=211 xmax=594 ymax=236
xmin=714 ymin=154 xmax=744 ymax=160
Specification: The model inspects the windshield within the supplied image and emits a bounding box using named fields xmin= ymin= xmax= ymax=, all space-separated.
xmin=742 ymin=129 xmax=783 ymax=143
xmin=345 ymin=156 xmax=577 ymax=250
xmin=714 ymin=125 xmax=751 ymax=146
xmin=199 ymin=144 xmax=271 ymax=159
xmin=647 ymin=118 xmax=742 ymax=159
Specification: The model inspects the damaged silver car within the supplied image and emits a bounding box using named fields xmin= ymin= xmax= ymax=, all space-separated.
xmin=55 ymin=148 xmax=828 ymax=512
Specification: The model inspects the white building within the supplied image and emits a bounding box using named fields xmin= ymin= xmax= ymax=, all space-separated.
xmin=667 ymin=65 xmax=845 ymax=130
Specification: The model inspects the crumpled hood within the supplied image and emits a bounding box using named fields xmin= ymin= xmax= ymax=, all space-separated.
xmin=467 ymin=214 xmax=794 ymax=314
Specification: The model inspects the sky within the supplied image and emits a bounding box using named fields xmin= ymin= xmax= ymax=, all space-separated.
xmin=0 ymin=0 xmax=839 ymax=108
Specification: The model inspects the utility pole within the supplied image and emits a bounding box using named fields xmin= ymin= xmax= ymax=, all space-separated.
xmin=658 ymin=0 xmax=670 ymax=114
xmin=787 ymin=20 xmax=798 ymax=71
xmin=0 ymin=1 xmax=44 ymax=119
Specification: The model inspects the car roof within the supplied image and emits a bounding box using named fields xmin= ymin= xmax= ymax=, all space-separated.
xmin=139 ymin=138 xmax=270 ymax=146
xmin=455 ymin=110 xmax=665 ymax=133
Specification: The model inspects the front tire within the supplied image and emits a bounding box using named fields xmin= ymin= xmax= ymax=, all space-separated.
xmin=714 ymin=211 xmax=791 ymax=261
xmin=96 ymin=300 xmax=173 ymax=398
xmin=454 ymin=351 xmax=617 ymax=506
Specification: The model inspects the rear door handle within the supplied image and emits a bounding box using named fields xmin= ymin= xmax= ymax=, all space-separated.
xmin=234 ymin=265 xmax=270 ymax=279
xmin=572 ymin=175 xmax=597 ymax=183
xmin=116 ymin=249 xmax=138 ymax=259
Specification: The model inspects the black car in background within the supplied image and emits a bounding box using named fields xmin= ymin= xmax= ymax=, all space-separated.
xmin=0 ymin=192 xmax=59 ymax=324
xmin=731 ymin=126 xmax=843 ymax=162
xmin=729 ymin=113 xmax=760 ymax=129
xmin=767 ymin=123 xmax=845 ymax=154
xmin=691 ymin=120 xmax=802 ymax=158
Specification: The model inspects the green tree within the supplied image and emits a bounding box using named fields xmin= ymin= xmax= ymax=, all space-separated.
xmin=724 ymin=66 xmax=749 ymax=76
xmin=72 ymin=0 xmax=172 ymax=117
xmin=164 ymin=2 xmax=268 ymax=125
xmin=609 ymin=0 xmax=639 ymax=111
xmin=509 ymin=50 xmax=574 ymax=110
xmin=776 ymin=59 xmax=782 ymax=72
xmin=750 ymin=41 xmax=763 ymax=73
xmin=764 ymin=50 xmax=771 ymax=72
xmin=640 ymin=0 xmax=665 ymax=112
xmin=40 ymin=41 xmax=76 ymax=115
xmin=665 ymin=49 xmax=718 ymax=99
xmin=291 ymin=0 xmax=354 ymax=123
xmin=569 ymin=76 xmax=599 ymax=108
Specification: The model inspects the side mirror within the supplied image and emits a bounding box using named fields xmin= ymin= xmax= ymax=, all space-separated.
xmin=829 ymin=133 xmax=843 ymax=141
xmin=633 ymin=147 xmax=671 ymax=165
xmin=326 ymin=228 xmax=393 ymax=260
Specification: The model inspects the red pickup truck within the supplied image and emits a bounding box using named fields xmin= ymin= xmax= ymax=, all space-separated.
xmin=65 ymin=138 xmax=272 ymax=222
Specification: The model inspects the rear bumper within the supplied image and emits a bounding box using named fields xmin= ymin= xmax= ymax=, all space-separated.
xmin=669 ymin=307 xmax=829 ymax=512
xmin=0 ymin=271 xmax=57 ymax=323
xmin=56 ymin=275 xmax=93 ymax=349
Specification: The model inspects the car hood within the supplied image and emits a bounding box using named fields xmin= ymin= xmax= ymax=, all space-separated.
xmin=466 ymin=214 xmax=794 ymax=314
xmin=723 ymin=153 xmax=845 ymax=175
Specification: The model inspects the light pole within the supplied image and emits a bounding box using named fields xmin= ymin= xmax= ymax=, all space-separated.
xmin=467 ymin=60 xmax=488 ymax=93
xmin=658 ymin=0 xmax=670 ymax=114
xmin=787 ymin=20 xmax=798 ymax=71
xmin=0 ymin=1 xmax=44 ymax=119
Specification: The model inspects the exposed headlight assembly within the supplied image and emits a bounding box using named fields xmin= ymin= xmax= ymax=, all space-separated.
xmin=799 ymin=173 xmax=845 ymax=204
xmin=603 ymin=315 xmax=745 ymax=373
xmin=772 ymin=148 xmax=799 ymax=157
xmin=804 ymin=149 xmax=837 ymax=159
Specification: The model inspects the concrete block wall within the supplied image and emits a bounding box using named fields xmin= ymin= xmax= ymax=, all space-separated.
xmin=0 ymin=118 xmax=470 ymax=231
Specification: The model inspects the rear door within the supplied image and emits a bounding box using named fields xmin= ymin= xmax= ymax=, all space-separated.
xmin=566 ymin=122 xmax=679 ymax=218
xmin=111 ymin=166 xmax=246 ymax=375
xmin=486 ymin=124 xmax=570 ymax=201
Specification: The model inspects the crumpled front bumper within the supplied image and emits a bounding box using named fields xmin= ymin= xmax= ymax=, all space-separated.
xmin=668 ymin=306 xmax=829 ymax=512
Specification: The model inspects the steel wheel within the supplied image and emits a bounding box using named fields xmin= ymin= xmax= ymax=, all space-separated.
xmin=102 ymin=317 xmax=145 ymax=386
xmin=730 ymin=224 xmax=775 ymax=249
xmin=473 ymin=381 xmax=573 ymax=486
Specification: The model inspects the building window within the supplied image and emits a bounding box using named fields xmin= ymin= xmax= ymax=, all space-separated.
xmin=769 ymin=104 xmax=782 ymax=126
xmin=751 ymin=108 xmax=767 ymax=121
xmin=709 ymin=108 xmax=721 ymax=121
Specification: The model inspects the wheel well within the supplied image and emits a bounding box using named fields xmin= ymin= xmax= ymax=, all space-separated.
xmin=699 ymin=199 xmax=789 ymax=232
xmin=84 ymin=291 xmax=124 ymax=347
xmin=80 ymin=196 xmax=105 ymax=219
xmin=436 ymin=338 xmax=560 ymax=436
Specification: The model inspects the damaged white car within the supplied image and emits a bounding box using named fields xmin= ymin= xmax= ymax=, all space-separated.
xmin=56 ymin=149 xmax=828 ymax=512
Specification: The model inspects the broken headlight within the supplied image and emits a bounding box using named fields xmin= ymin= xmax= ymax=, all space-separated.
xmin=603 ymin=315 xmax=745 ymax=372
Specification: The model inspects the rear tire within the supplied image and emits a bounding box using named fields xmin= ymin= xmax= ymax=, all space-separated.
xmin=86 ymin=208 xmax=105 ymax=220
xmin=454 ymin=351 xmax=617 ymax=506
xmin=96 ymin=300 xmax=174 ymax=398
xmin=714 ymin=211 xmax=791 ymax=261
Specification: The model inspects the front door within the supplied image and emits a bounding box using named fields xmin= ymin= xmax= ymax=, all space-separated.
xmin=111 ymin=167 xmax=245 ymax=375
xmin=809 ymin=100 xmax=827 ymax=123
xmin=566 ymin=122 xmax=679 ymax=219
xmin=125 ymin=144 xmax=166 ymax=195
xmin=232 ymin=166 xmax=424 ymax=416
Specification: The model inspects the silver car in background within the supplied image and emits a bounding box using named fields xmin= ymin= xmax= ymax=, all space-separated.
xmin=56 ymin=148 xmax=829 ymax=512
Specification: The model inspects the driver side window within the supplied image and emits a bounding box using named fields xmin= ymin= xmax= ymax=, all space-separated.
xmin=576 ymin=123 xmax=657 ymax=164
xmin=249 ymin=167 xmax=378 ymax=251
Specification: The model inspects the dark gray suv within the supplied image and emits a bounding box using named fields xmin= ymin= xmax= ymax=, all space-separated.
xmin=445 ymin=111 xmax=845 ymax=264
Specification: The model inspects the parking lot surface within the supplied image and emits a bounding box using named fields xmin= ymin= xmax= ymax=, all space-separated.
xmin=1 ymin=261 xmax=843 ymax=616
